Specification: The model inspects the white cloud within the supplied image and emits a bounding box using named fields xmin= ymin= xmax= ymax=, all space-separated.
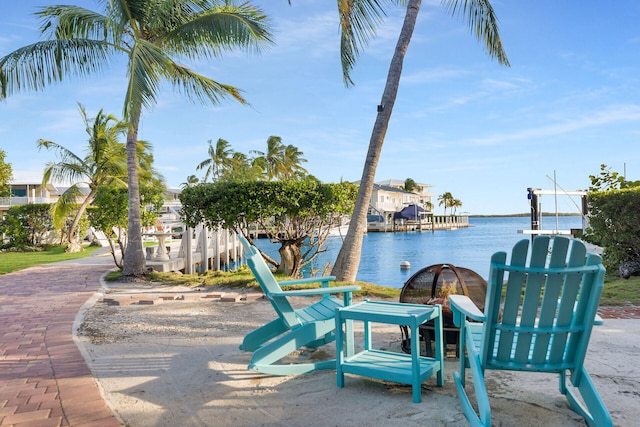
xmin=401 ymin=67 xmax=470 ymax=84
xmin=466 ymin=104 xmax=640 ymax=147
xmin=272 ymin=11 xmax=339 ymax=58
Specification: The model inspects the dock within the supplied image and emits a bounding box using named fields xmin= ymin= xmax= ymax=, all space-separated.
xmin=368 ymin=215 xmax=470 ymax=232
xmin=144 ymin=225 xmax=243 ymax=274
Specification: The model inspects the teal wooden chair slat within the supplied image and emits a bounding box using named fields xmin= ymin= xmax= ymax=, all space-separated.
xmin=238 ymin=235 xmax=360 ymax=375
xmin=450 ymin=236 xmax=612 ymax=427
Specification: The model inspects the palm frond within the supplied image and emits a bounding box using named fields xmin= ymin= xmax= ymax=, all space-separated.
xmin=441 ymin=0 xmax=510 ymax=66
xmin=338 ymin=0 xmax=392 ymax=87
xmin=37 ymin=139 xmax=86 ymax=169
xmin=124 ymin=39 xmax=164 ymax=120
xmin=104 ymin=0 xmax=136 ymax=45
xmin=0 ymin=39 xmax=114 ymax=97
xmin=109 ymin=0 xmax=151 ymax=30
xmin=42 ymin=160 xmax=90 ymax=186
xmin=162 ymin=2 xmax=273 ymax=58
xmin=164 ymin=60 xmax=247 ymax=105
xmin=37 ymin=5 xmax=111 ymax=41
xmin=196 ymin=158 xmax=212 ymax=171
xmin=51 ymin=184 xmax=85 ymax=228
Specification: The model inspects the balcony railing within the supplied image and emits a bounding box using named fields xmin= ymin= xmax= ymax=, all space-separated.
xmin=0 ymin=197 xmax=54 ymax=207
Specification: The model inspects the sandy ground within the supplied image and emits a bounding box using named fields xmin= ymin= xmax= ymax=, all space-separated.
xmin=74 ymin=281 xmax=640 ymax=427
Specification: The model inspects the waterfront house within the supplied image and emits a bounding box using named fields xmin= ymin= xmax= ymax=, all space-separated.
xmin=366 ymin=180 xmax=434 ymax=231
xmin=0 ymin=181 xmax=58 ymax=217
xmin=375 ymin=179 xmax=434 ymax=208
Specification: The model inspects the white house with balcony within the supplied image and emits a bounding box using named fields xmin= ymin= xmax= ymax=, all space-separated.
xmin=365 ymin=179 xmax=434 ymax=231
xmin=374 ymin=179 xmax=434 ymax=208
xmin=0 ymin=182 xmax=59 ymax=217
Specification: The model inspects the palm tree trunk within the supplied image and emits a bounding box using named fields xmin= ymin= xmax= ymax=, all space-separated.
xmin=122 ymin=109 xmax=146 ymax=278
xmin=65 ymin=192 xmax=95 ymax=252
xmin=332 ymin=0 xmax=422 ymax=282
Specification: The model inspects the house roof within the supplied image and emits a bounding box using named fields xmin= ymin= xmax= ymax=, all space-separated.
xmin=372 ymin=183 xmax=414 ymax=195
xmin=376 ymin=178 xmax=433 ymax=188
xmin=53 ymin=186 xmax=91 ymax=196
xmin=10 ymin=182 xmax=58 ymax=192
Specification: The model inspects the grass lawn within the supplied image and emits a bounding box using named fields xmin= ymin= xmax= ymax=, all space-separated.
xmin=109 ymin=267 xmax=640 ymax=305
xmin=0 ymin=245 xmax=102 ymax=275
xmin=106 ymin=267 xmax=402 ymax=300
xmin=601 ymin=275 xmax=640 ymax=306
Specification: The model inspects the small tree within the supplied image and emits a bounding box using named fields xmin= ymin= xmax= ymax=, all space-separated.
xmin=38 ymin=104 xmax=129 ymax=252
xmin=589 ymin=164 xmax=625 ymax=192
xmin=57 ymin=205 xmax=90 ymax=245
xmin=88 ymin=184 xmax=164 ymax=268
xmin=0 ymin=149 xmax=13 ymax=198
xmin=0 ymin=204 xmax=54 ymax=248
xmin=180 ymin=177 xmax=358 ymax=277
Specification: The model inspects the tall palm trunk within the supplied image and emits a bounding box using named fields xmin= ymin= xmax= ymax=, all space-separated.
xmin=122 ymin=109 xmax=146 ymax=277
xmin=332 ymin=0 xmax=422 ymax=282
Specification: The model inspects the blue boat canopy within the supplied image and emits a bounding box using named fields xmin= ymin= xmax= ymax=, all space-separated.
xmin=393 ymin=204 xmax=426 ymax=221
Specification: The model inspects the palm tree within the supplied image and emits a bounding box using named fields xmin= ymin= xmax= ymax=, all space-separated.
xmin=404 ymin=178 xmax=417 ymax=193
xmin=225 ymin=151 xmax=263 ymax=181
xmin=438 ymin=192 xmax=454 ymax=215
xmin=0 ymin=149 xmax=13 ymax=198
xmin=251 ymin=135 xmax=286 ymax=180
xmin=196 ymin=138 xmax=234 ymax=182
xmin=181 ymin=174 xmax=200 ymax=188
xmin=331 ymin=0 xmax=509 ymax=282
xmin=0 ymin=1 xmax=272 ymax=278
xmin=282 ymin=144 xmax=308 ymax=179
xmin=38 ymin=104 xmax=128 ymax=252
xmin=451 ymin=198 xmax=462 ymax=215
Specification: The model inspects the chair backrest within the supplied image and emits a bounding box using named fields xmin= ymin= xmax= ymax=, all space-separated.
xmin=481 ymin=236 xmax=605 ymax=382
xmin=239 ymin=235 xmax=300 ymax=327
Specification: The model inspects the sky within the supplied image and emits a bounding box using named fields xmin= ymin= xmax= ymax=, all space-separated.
xmin=1 ymin=1 xmax=639 ymax=215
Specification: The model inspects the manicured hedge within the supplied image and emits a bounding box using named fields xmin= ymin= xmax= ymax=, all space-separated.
xmin=585 ymin=188 xmax=640 ymax=272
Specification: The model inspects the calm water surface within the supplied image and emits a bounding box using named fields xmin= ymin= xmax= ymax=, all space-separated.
xmin=255 ymin=216 xmax=583 ymax=288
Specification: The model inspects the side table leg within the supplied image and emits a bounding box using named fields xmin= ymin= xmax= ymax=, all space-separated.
xmin=345 ymin=319 xmax=355 ymax=356
xmin=335 ymin=310 xmax=344 ymax=388
xmin=434 ymin=306 xmax=445 ymax=386
xmin=410 ymin=319 xmax=422 ymax=403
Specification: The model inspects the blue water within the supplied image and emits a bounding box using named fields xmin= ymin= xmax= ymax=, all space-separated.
xmin=254 ymin=216 xmax=583 ymax=288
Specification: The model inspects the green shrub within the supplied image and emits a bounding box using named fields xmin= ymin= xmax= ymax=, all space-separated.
xmin=584 ymin=188 xmax=640 ymax=272
xmin=0 ymin=204 xmax=54 ymax=248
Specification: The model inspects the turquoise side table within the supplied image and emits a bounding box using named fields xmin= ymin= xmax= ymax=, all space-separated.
xmin=335 ymin=300 xmax=444 ymax=403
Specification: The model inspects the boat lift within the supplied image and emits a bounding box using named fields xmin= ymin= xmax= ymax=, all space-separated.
xmin=521 ymin=187 xmax=588 ymax=236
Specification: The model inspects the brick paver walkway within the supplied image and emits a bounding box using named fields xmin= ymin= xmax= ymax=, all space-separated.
xmin=598 ymin=304 xmax=640 ymax=319
xmin=0 ymin=261 xmax=121 ymax=427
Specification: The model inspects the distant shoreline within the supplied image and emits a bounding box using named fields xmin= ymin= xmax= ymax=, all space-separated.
xmin=470 ymin=213 xmax=582 ymax=218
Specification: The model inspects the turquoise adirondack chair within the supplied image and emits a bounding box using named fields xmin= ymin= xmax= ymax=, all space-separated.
xmin=238 ymin=235 xmax=360 ymax=375
xmin=449 ymin=235 xmax=612 ymax=427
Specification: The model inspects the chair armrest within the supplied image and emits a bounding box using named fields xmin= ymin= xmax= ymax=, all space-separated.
xmin=276 ymin=285 xmax=361 ymax=297
xmin=568 ymin=300 xmax=604 ymax=325
xmin=594 ymin=313 xmax=604 ymax=325
xmin=449 ymin=295 xmax=485 ymax=327
xmin=279 ymin=276 xmax=336 ymax=288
